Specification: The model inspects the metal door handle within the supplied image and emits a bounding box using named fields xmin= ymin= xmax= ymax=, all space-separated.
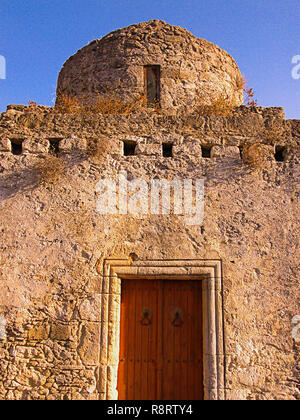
xmin=141 ymin=309 xmax=152 ymax=326
xmin=172 ymin=311 xmax=183 ymax=327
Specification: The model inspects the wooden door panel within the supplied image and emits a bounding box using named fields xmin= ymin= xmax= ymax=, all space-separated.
xmin=118 ymin=279 xmax=203 ymax=400
xmin=162 ymin=281 xmax=203 ymax=400
xmin=118 ymin=280 xmax=159 ymax=400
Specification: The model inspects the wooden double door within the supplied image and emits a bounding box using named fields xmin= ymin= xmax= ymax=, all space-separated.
xmin=118 ymin=279 xmax=203 ymax=400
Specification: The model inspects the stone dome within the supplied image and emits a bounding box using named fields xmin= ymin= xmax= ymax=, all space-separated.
xmin=56 ymin=20 xmax=243 ymax=111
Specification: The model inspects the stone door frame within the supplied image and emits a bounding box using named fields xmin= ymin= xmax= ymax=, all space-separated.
xmin=98 ymin=258 xmax=225 ymax=400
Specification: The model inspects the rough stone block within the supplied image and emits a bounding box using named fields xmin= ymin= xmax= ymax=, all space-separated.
xmin=23 ymin=138 xmax=49 ymax=154
xmin=211 ymin=145 xmax=241 ymax=159
xmin=108 ymin=139 xmax=123 ymax=155
xmin=0 ymin=138 xmax=11 ymax=152
xmin=174 ymin=139 xmax=202 ymax=157
xmin=225 ymin=136 xmax=246 ymax=146
xmin=79 ymin=296 xmax=101 ymax=322
xmin=78 ymin=323 xmax=100 ymax=365
xmin=50 ymin=323 xmax=71 ymax=341
xmin=242 ymin=143 xmax=274 ymax=166
xmin=135 ymin=143 xmax=162 ymax=156
xmin=59 ymin=136 xmax=87 ymax=153
xmin=28 ymin=325 xmax=49 ymax=341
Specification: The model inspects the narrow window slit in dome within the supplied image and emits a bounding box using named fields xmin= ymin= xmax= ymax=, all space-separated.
xmin=144 ymin=65 xmax=161 ymax=108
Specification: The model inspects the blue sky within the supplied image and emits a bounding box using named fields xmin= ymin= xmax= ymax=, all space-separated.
xmin=0 ymin=0 xmax=299 ymax=118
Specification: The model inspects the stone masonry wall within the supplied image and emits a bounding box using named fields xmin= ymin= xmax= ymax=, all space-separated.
xmin=0 ymin=105 xmax=299 ymax=400
xmin=57 ymin=20 xmax=243 ymax=111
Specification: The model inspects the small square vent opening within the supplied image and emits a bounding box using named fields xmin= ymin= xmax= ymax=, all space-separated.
xmin=202 ymin=145 xmax=212 ymax=159
xmin=123 ymin=141 xmax=136 ymax=156
xmin=49 ymin=139 xmax=61 ymax=156
xmin=11 ymin=139 xmax=23 ymax=156
xmin=162 ymin=143 xmax=173 ymax=158
xmin=274 ymin=146 xmax=286 ymax=162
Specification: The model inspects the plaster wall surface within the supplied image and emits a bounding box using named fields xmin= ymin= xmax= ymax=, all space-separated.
xmin=0 ymin=105 xmax=299 ymax=399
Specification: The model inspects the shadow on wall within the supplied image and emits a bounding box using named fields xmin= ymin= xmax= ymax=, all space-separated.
xmin=0 ymin=155 xmax=85 ymax=201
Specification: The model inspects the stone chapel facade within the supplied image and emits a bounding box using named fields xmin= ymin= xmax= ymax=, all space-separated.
xmin=0 ymin=21 xmax=299 ymax=400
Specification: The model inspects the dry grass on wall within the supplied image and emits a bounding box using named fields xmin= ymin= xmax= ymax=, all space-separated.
xmin=194 ymin=92 xmax=239 ymax=117
xmin=32 ymin=156 xmax=67 ymax=186
xmin=35 ymin=73 xmax=257 ymax=118
xmin=54 ymin=91 xmax=148 ymax=115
